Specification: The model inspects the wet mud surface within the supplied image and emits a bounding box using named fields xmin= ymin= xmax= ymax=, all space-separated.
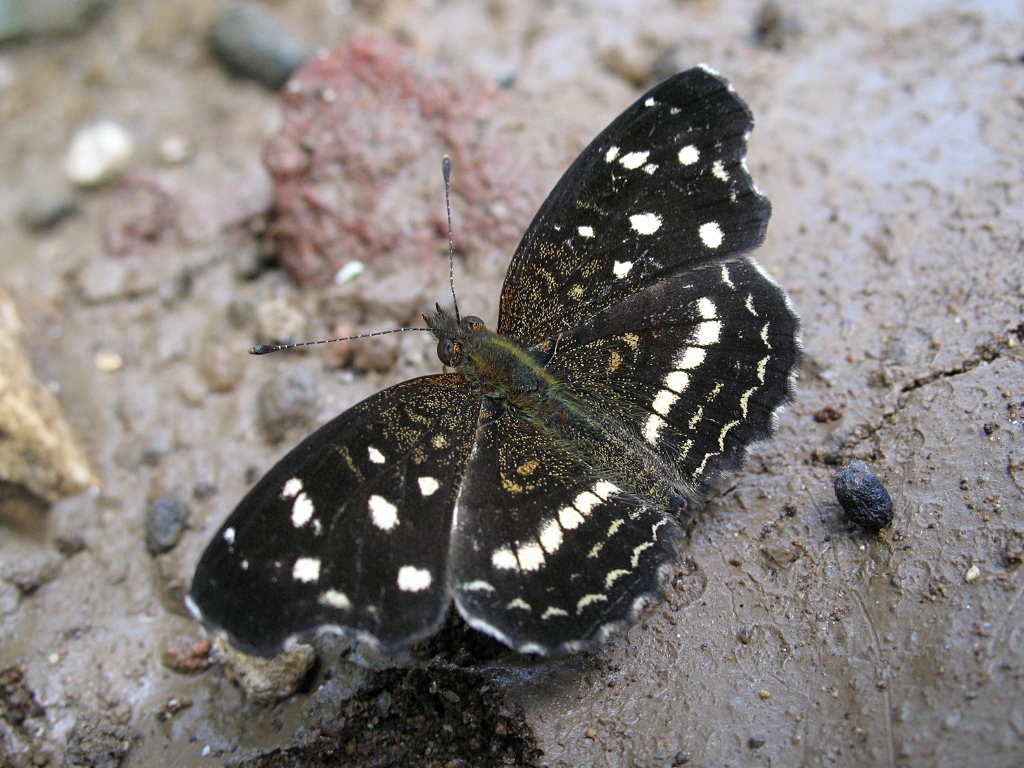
xmin=1 ymin=1 xmax=1022 ymax=766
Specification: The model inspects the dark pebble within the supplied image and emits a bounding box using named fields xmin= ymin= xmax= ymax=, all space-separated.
xmin=20 ymin=193 xmax=79 ymax=231
xmin=833 ymin=460 xmax=893 ymax=531
xmin=209 ymin=5 xmax=311 ymax=90
xmin=0 ymin=0 xmax=110 ymax=42
xmin=673 ymin=750 xmax=691 ymax=765
xmin=257 ymin=367 xmax=318 ymax=443
xmin=145 ymin=497 xmax=191 ymax=555
xmin=748 ymin=734 xmax=766 ymax=749
xmin=193 ymin=480 xmax=218 ymax=500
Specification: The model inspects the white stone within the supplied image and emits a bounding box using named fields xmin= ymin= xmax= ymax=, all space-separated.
xmin=64 ymin=121 xmax=134 ymax=187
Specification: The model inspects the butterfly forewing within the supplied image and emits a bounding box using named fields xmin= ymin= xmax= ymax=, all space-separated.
xmin=188 ymin=375 xmax=481 ymax=656
xmin=499 ymin=66 xmax=769 ymax=346
xmin=451 ymin=399 xmax=681 ymax=654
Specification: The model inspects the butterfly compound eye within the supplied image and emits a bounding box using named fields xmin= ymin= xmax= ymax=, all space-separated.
xmin=437 ymin=338 xmax=461 ymax=366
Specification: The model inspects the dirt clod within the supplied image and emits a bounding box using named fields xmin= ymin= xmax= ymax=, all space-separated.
xmin=833 ymin=460 xmax=894 ymax=531
xmin=234 ymin=666 xmax=540 ymax=767
xmin=144 ymin=496 xmax=191 ymax=555
xmin=65 ymin=711 xmax=138 ymax=768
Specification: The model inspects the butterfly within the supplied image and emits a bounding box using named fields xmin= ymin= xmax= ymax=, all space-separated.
xmin=187 ymin=65 xmax=800 ymax=658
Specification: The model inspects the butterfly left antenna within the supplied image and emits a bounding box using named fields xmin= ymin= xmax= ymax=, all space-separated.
xmin=250 ymin=326 xmax=431 ymax=356
xmin=442 ymin=156 xmax=461 ymax=323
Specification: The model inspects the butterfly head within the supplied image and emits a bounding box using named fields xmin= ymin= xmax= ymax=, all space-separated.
xmin=423 ymin=303 xmax=488 ymax=368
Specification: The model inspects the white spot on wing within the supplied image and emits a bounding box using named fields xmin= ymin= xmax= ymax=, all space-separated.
xmin=559 ymin=505 xmax=585 ymax=530
xmin=613 ymin=260 xmax=633 ymax=279
xmin=699 ymin=221 xmax=723 ymax=248
xmin=642 ymin=163 xmax=658 ymax=174
xmin=397 ymin=565 xmax=432 ymax=592
xmin=577 ymin=594 xmax=608 ymax=612
xmin=507 ymin=598 xmax=531 ymax=611
xmin=282 ymin=478 xmax=303 ymax=498
xmin=460 ymin=580 xmax=495 ymax=592
xmin=675 ymin=347 xmax=706 ymax=369
xmin=292 ymin=557 xmax=321 ymax=582
xmin=368 ymin=494 xmax=399 ymax=531
xmin=644 ymin=96 xmax=656 ymax=107
xmin=540 ymin=519 xmax=563 ymax=554
xmin=605 ymin=569 xmax=629 ymax=589
xmin=367 ymin=446 xmax=385 ymax=464
xmin=652 ymin=389 xmax=679 ymax=416
xmin=739 ymin=387 xmax=756 ymax=417
xmin=291 ymin=492 xmax=314 ymax=528
xmin=594 ymin=481 xmax=619 ymax=499
xmin=698 ymin=297 xmax=717 ymax=319
xmin=517 ymin=542 xmax=545 ymax=572
xmin=678 ymin=145 xmax=699 ymax=165
xmin=630 ymin=541 xmax=654 ymax=568
xmin=721 ymin=265 xmax=735 ymax=288
xmin=630 ymin=213 xmax=662 ymax=235
xmin=574 ymin=491 xmax=601 ymax=515
xmin=718 ymin=420 xmax=739 ymax=450
xmin=223 ymin=527 xmax=235 ymax=545
xmin=619 ymin=151 xmax=649 ymax=170
xmin=695 ymin=320 xmax=722 ymax=346
xmin=665 ymin=370 xmax=690 ymax=392
xmin=319 ymin=589 xmax=351 ymax=610
xmin=418 ymin=476 xmax=440 ymax=496
xmin=492 ymin=547 xmax=518 ymax=570
xmin=711 ymin=159 xmax=729 ymax=181
xmin=605 ymin=146 xmax=620 ymax=162
xmin=541 ymin=606 xmax=568 ymax=620
xmin=577 ymin=225 xmax=594 ymax=238
xmin=644 ymin=413 xmax=665 ymax=445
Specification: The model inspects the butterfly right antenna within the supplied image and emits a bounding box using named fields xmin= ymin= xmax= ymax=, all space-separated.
xmin=442 ymin=156 xmax=461 ymax=323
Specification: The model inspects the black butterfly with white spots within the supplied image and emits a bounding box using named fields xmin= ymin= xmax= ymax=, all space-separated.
xmin=187 ymin=65 xmax=800 ymax=657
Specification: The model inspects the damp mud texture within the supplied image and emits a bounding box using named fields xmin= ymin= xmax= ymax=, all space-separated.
xmin=1 ymin=1 xmax=1023 ymax=767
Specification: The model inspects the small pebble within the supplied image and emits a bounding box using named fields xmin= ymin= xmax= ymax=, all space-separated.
xmin=964 ymin=564 xmax=980 ymax=583
xmin=333 ymin=260 xmax=365 ymax=284
xmin=209 ymin=5 xmax=312 ymax=90
xmin=93 ymin=351 xmax=124 ymax=372
xmin=0 ymin=0 xmax=111 ymax=41
xmin=585 ymin=727 xmax=597 ymax=739
xmin=255 ymin=296 xmax=307 ymax=348
xmin=64 ymin=121 xmax=134 ymax=187
xmin=145 ymin=496 xmax=191 ymax=555
xmin=833 ymin=460 xmax=893 ymax=531
xmin=158 ymin=134 xmax=192 ymax=164
xmin=748 ymin=734 xmax=766 ymax=749
xmin=257 ymin=367 xmax=318 ymax=443
xmin=20 ymin=193 xmax=79 ymax=231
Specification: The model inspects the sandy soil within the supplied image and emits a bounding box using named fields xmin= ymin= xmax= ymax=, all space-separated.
xmin=1 ymin=1 xmax=1022 ymax=766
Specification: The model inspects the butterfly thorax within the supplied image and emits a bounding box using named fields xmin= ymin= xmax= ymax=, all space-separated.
xmin=425 ymin=306 xmax=561 ymax=413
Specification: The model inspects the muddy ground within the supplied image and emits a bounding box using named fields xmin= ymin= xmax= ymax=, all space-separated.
xmin=1 ymin=0 xmax=1023 ymax=766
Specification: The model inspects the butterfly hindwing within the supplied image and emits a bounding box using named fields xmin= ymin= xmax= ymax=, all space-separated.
xmin=188 ymin=375 xmax=481 ymax=656
xmin=549 ymin=257 xmax=800 ymax=492
xmin=451 ymin=399 xmax=681 ymax=654
xmin=499 ymin=66 xmax=770 ymax=346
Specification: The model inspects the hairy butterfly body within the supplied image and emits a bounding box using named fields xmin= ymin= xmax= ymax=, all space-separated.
xmin=187 ymin=66 xmax=801 ymax=657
